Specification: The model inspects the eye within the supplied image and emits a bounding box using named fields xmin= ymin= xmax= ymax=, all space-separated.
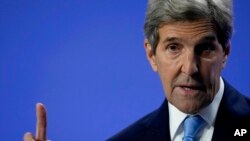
xmin=195 ymin=43 xmax=216 ymax=58
xmin=166 ymin=43 xmax=181 ymax=54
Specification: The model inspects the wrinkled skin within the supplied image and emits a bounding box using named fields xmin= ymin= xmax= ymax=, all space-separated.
xmin=145 ymin=19 xmax=230 ymax=114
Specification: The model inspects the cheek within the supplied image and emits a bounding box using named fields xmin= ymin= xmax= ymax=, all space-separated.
xmin=210 ymin=60 xmax=224 ymax=79
xmin=157 ymin=59 xmax=181 ymax=97
xmin=200 ymin=60 xmax=223 ymax=91
xmin=201 ymin=57 xmax=224 ymax=76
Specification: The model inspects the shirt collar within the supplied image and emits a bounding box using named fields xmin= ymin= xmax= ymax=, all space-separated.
xmin=199 ymin=77 xmax=224 ymax=126
xmin=168 ymin=102 xmax=187 ymax=140
xmin=168 ymin=77 xmax=224 ymax=139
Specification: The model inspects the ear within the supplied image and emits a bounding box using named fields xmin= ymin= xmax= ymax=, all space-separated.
xmin=222 ymin=42 xmax=231 ymax=68
xmin=144 ymin=39 xmax=158 ymax=72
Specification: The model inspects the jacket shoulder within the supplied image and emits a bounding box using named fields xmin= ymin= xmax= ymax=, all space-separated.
xmin=222 ymin=80 xmax=250 ymax=117
xmin=106 ymin=109 xmax=159 ymax=141
xmin=212 ymin=81 xmax=250 ymax=141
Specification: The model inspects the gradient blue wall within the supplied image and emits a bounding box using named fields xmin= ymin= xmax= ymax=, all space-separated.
xmin=0 ymin=0 xmax=249 ymax=141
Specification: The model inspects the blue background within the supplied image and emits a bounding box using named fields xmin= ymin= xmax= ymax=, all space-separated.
xmin=0 ymin=0 xmax=249 ymax=141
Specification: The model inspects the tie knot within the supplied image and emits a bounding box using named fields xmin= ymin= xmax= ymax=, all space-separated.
xmin=183 ymin=115 xmax=205 ymax=141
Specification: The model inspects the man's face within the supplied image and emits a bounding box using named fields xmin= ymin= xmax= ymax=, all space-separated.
xmin=145 ymin=19 xmax=230 ymax=114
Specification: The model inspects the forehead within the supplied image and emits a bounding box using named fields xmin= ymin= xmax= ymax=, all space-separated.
xmin=158 ymin=19 xmax=217 ymax=43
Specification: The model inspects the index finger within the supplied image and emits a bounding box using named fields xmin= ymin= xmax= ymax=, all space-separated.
xmin=35 ymin=103 xmax=47 ymax=140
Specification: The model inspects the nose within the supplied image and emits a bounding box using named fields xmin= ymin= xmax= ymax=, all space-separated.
xmin=181 ymin=51 xmax=199 ymax=75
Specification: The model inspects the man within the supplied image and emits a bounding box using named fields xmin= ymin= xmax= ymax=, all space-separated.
xmin=24 ymin=0 xmax=250 ymax=141
xmin=108 ymin=0 xmax=250 ymax=141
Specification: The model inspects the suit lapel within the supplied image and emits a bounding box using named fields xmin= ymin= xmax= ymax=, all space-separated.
xmin=212 ymin=80 xmax=249 ymax=141
xmin=211 ymin=95 xmax=232 ymax=141
xmin=143 ymin=100 xmax=171 ymax=141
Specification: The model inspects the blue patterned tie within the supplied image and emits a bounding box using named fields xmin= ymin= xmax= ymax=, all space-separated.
xmin=183 ymin=115 xmax=205 ymax=141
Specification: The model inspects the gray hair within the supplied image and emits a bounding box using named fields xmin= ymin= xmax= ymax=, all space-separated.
xmin=144 ymin=0 xmax=233 ymax=54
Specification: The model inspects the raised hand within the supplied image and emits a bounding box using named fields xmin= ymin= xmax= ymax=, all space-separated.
xmin=23 ymin=103 xmax=47 ymax=141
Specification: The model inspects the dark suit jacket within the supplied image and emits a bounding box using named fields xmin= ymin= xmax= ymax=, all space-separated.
xmin=107 ymin=81 xmax=250 ymax=141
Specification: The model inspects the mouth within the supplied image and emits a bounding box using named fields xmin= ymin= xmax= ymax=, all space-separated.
xmin=180 ymin=85 xmax=204 ymax=90
xmin=177 ymin=85 xmax=205 ymax=95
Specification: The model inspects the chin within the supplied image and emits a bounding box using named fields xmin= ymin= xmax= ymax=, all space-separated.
xmin=177 ymin=102 xmax=202 ymax=114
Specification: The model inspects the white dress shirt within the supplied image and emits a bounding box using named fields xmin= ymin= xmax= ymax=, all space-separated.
xmin=168 ymin=77 xmax=224 ymax=141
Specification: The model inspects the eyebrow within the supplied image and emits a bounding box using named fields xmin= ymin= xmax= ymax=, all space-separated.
xmin=162 ymin=37 xmax=182 ymax=44
xmin=197 ymin=35 xmax=217 ymax=43
xmin=162 ymin=35 xmax=217 ymax=44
